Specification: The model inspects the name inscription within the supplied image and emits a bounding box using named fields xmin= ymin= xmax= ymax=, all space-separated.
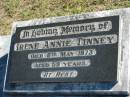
xmin=14 ymin=34 xmax=117 ymax=51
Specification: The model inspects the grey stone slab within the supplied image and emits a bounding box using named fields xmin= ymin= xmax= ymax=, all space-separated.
xmin=0 ymin=36 xmax=10 ymax=58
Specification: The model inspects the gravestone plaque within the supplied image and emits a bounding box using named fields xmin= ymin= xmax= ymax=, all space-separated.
xmin=3 ymin=8 xmax=130 ymax=96
xmin=8 ymin=16 xmax=119 ymax=83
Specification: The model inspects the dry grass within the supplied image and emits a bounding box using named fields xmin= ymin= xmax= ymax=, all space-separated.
xmin=0 ymin=0 xmax=130 ymax=35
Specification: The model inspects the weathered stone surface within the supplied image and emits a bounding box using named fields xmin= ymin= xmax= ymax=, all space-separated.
xmin=0 ymin=36 xmax=10 ymax=58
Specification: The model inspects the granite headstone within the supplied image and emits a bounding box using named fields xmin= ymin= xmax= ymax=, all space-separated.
xmin=3 ymin=8 xmax=130 ymax=96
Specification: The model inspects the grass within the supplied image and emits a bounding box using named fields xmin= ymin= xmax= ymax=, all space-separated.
xmin=0 ymin=0 xmax=130 ymax=35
